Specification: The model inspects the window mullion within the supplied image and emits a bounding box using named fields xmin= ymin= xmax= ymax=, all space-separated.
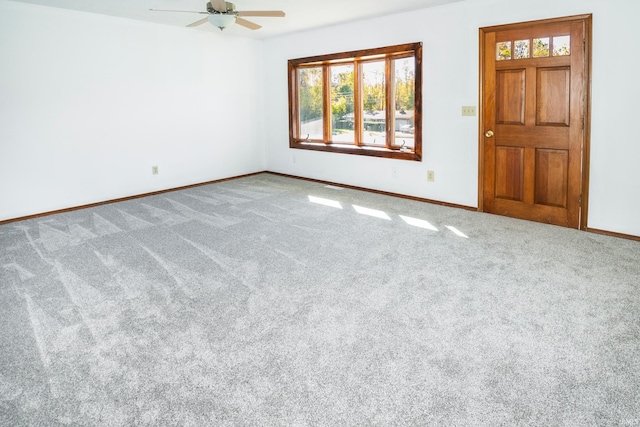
xmin=322 ymin=65 xmax=332 ymax=143
xmin=354 ymin=61 xmax=363 ymax=146
xmin=290 ymin=65 xmax=300 ymax=141
xmin=385 ymin=57 xmax=395 ymax=149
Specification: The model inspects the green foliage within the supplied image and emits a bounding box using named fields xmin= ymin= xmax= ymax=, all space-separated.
xmin=298 ymin=61 xmax=416 ymax=126
xmin=497 ymin=42 xmax=511 ymax=60
xmin=299 ymin=68 xmax=323 ymax=123
xmin=533 ymin=38 xmax=549 ymax=57
xmin=553 ymin=45 xmax=570 ymax=56
xmin=514 ymin=40 xmax=530 ymax=59
xmin=395 ymin=62 xmax=415 ymax=111
xmin=363 ymin=87 xmax=384 ymax=112
xmin=331 ymin=70 xmax=354 ymax=119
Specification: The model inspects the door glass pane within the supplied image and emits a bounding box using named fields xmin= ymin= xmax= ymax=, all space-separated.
xmin=553 ymin=35 xmax=571 ymax=56
xmin=298 ymin=67 xmax=323 ymax=141
xmin=533 ymin=37 xmax=550 ymax=57
xmin=496 ymin=41 xmax=512 ymax=60
xmin=514 ymin=39 xmax=530 ymax=59
xmin=330 ymin=64 xmax=355 ymax=144
xmin=394 ymin=57 xmax=415 ymax=149
xmin=361 ymin=61 xmax=386 ymax=146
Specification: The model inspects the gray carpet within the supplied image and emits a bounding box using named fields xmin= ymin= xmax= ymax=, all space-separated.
xmin=1 ymin=173 xmax=639 ymax=426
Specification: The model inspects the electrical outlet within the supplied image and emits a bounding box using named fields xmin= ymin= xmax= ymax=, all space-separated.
xmin=461 ymin=106 xmax=477 ymax=116
xmin=391 ymin=166 xmax=398 ymax=178
xmin=152 ymin=166 xmax=158 ymax=175
xmin=427 ymin=170 xmax=435 ymax=182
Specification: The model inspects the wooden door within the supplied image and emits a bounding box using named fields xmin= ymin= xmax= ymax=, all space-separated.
xmin=479 ymin=15 xmax=591 ymax=228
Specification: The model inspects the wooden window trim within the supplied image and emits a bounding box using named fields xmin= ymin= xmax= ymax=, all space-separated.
xmin=288 ymin=43 xmax=423 ymax=161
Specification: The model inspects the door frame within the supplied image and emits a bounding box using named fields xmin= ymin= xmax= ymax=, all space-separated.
xmin=478 ymin=14 xmax=592 ymax=230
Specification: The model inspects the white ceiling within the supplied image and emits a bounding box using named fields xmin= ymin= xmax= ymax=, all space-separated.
xmin=8 ymin=0 xmax=468 ymax=39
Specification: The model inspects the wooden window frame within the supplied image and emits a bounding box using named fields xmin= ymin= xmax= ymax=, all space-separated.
xmin=288 ymin=43 xmax=423 ymax=161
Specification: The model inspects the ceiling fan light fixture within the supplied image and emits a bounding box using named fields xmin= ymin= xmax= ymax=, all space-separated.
xmin=207 ymin=14 xmax=237 ymax=30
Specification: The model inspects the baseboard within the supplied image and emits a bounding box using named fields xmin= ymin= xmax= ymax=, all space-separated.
xmin=586 ymin=228 xmax=640 ymax=242
xmin=265 ymin=171 xmax=478 ymax=212
xmin=0 ymin=171 xmax=265 ymax=225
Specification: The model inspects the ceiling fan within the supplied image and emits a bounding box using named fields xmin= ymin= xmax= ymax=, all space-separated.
xmin=150 ymin=1 xmax=285 ymax=31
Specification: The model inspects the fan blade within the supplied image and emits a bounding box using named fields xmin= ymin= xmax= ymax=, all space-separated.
xmin=235 ymin=17 xmax=262 ymax=30
xmin=149 ymin=9 xmax=207 ymax=14
xmin=236 ymin=10 xmax=286 ymax=18
xmin=186 ymin=18 xmax=208 ymax=27
xmin=209 ymin=0 xmax=227 ymax=12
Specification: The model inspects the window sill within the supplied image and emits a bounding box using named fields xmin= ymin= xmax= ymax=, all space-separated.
xmin=290 ymin=141 xmax=421 ymax=161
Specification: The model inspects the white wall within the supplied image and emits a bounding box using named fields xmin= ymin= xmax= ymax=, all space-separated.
xmin=263 ymin=0 xmax=640 ymax=237
xmin=0 ymin=0 xmax=266 ymax=221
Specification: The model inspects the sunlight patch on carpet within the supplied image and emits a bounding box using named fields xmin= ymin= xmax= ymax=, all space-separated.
xmin=308 ymin=195 xmax=343 ymax=209
xmin=352 ymin=205 xmax=391 ymax=220
xmin=400 ymin=215 xmax=438 ymax=231
xmin=446 ymin=225 xmax=469 ymax=238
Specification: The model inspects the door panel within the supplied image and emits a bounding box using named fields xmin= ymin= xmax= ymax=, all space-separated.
xmin=495 ymin=146 xmax=524 ymax=201
xmin=536 ymin=67 xmax=570 ymax=126
xmin=496 ymin=70 xmax=526 ymax=125
xmin=535 ymin=149 xmax=568 ymax=208
xmin=480 ymin=16 xmax=590 ymax=228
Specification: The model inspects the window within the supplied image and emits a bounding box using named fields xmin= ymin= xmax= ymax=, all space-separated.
xmin=496 ymin=35 xmax=571 ymax=61
xmin=288 ymin=43 xmax=422 ymax=161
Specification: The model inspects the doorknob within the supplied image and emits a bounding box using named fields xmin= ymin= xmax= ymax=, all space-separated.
xmin=485 ymin=130 xmax=494 ymax=138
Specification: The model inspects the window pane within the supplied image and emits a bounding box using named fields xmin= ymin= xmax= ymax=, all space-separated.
xmin=533 ymin=38 xmax=550 ymax=57
xmin=394 ymin=57 xmax=415 ymax=149
xmin=361 ymin=61 xmax=386 ymax=146
xmin=514 ymin=39 xmax=530 ymax=59
xmin=497 ymin=41 xmax=511 ymax=60
xmin=330 ymin=64 xmax=355 ymax=144
xmin=553 ymin=35 xmax=571 ymax=56
xmin=298 ymin=67 xmax=323 ymax=140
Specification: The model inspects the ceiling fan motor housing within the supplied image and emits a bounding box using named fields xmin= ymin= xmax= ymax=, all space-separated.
xmin=206 ymin=1 xmax=236 ymax=14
